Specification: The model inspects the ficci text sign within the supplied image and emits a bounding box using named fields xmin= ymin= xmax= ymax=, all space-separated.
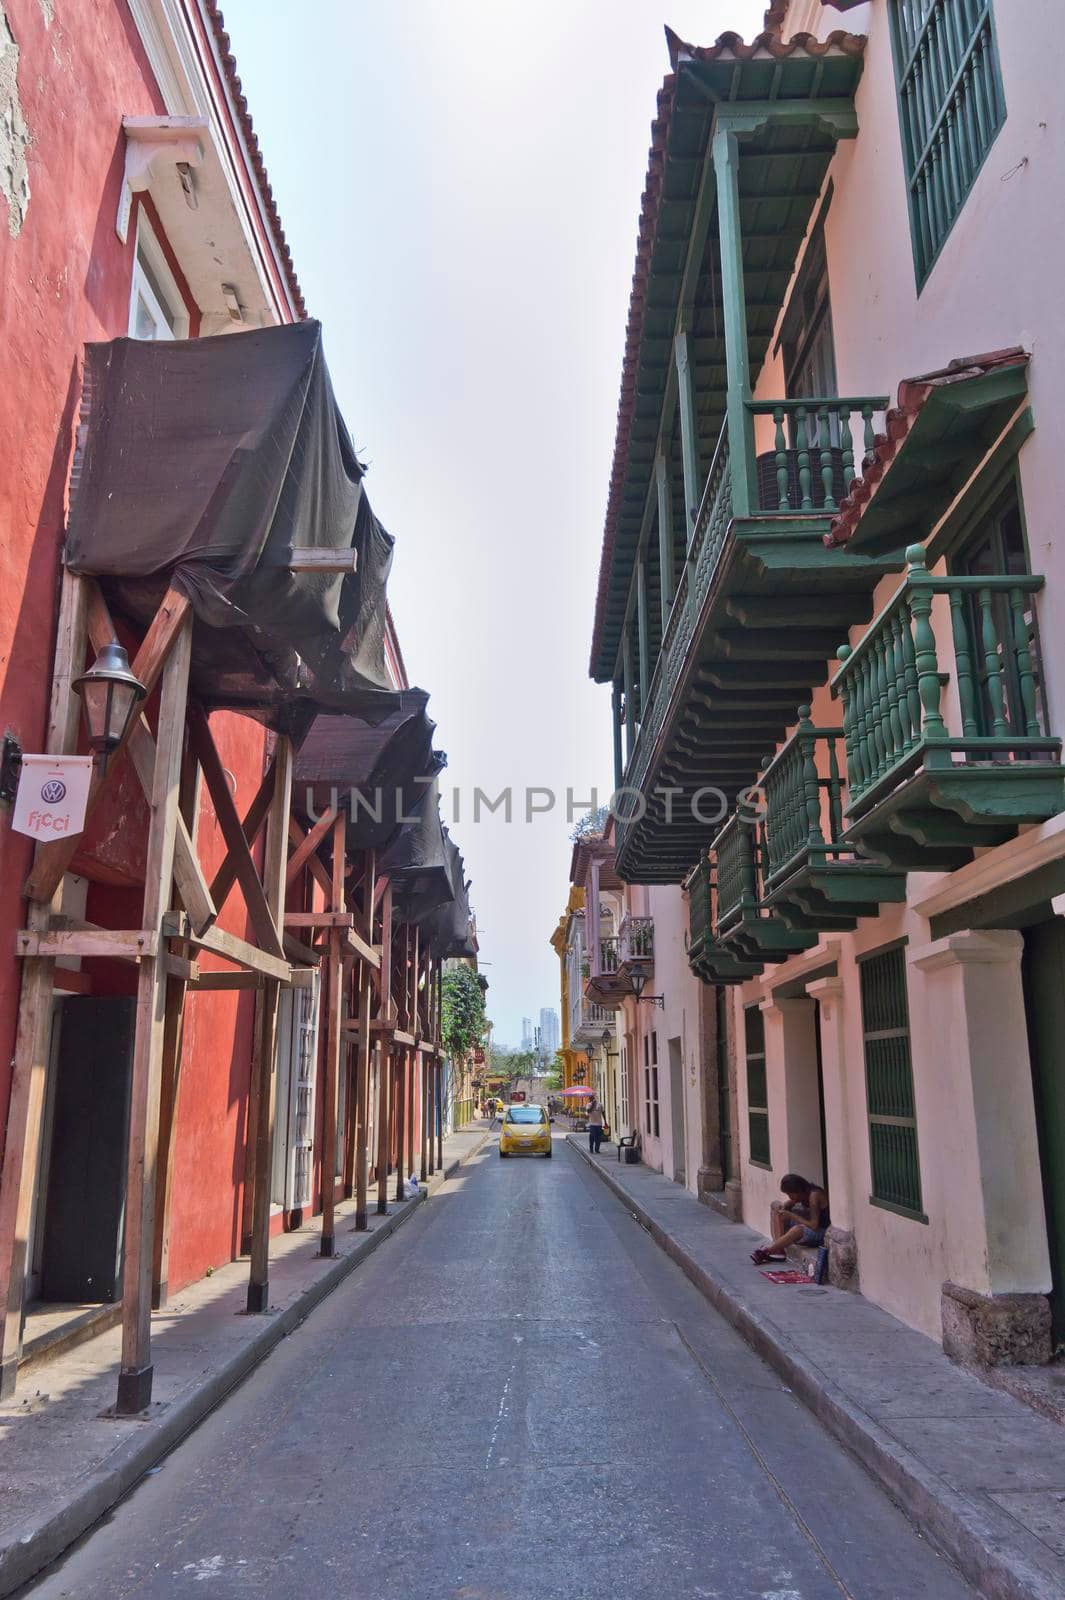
xmin=12 ymin=755 xmax=94 ymax=840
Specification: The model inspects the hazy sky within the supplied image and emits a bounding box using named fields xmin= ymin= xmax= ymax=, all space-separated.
xmin=222 ymin=0 xmax=768 ymax=1044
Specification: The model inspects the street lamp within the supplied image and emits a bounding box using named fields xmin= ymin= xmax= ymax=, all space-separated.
xmin=629 ymin=966 xmax=665 ymax=1009
xmin=72 ymin=641 xmax=146 ymax=770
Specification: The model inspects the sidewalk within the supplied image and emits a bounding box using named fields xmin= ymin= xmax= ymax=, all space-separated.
xmin=568 ymin=1135 xmax=1065 ymax=1600
xmin=0 ymin=1123 xmax=492 ymax=1597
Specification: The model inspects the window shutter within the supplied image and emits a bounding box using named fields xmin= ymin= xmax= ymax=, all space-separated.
xmin=889 ymin=0 xmax=1006 ymax=286
xmin=744 ymin=1005 xmax=770 ymax=1167
xmin=860 ymin=946 xmax=923 ymax=1216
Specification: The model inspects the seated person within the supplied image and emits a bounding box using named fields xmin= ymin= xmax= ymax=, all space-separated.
xmin=751 ymin=1173 xmax=829 ymax=1265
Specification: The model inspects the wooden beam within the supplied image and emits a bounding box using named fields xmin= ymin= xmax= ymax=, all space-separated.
xmin=189 ymin=969 xmax=264 ymax=991
xmin=26 ymin=585 xmax=192 ymax=904
xmin=284 ymin=805 xmax=337 ymax=888
xmin=283 ymin=931 xmax=320 ymax=967
xmin=340 ymin=926 xmax=380 ymax=969
xmin=188 ymin=705 xmax=284 ymax=960
xmin=164 ymin=953 xmax=199 ymax=983
xmin=209 ymin=764 xmax=275 ymax=912
xmin=163 ymin=913 xmax=292 ymax=985
xmin=287 ymin=817 xmax=333 ymax=899
xmin=319 ymin=808 xmax=346 ymax=1257
xmin=283 ymin=911 xmax=354 ymax=929
xmin=16 ymin=929 xmax=159 ymax=961
xmin=246 ymin=735 xmax=293 ymax=1314
xmin=0 ymin=568 xmax=87 ymax=1396
xmin=117 ymin=606 xmax=193 ymax=1415
xmin=286 ymin=547 xmax=357 ymax=573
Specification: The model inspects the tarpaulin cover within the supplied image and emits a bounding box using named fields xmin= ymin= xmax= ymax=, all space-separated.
xmin=419 ymin=834 xmax=476 ymax=959
xmin=65 ymin=321 xmax=394 ymax=727
xmin=293 ymin=690 xmax=442 ymax=850
xmin=379 ymin=779 xmax=455 ymax=923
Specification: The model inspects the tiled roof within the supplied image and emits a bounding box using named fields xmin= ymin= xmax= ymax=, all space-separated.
xmin=824 ymin=348 xmax=1030 ymax=547
xmin=204 ymin=1 xmax=307 ymax=320
xmin=588 ymin=23 xmax=867 ymax=679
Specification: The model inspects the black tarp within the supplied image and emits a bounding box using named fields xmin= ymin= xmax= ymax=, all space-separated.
xmin=419 ymin=834 xmax=477 ymax=959
xmin=293 ymin=691 xmax=442 ymax=850
xmin=379 ymin=779 xmax=455 ymax=924
xmin=65 ymin=321 xmax=394 ymax=727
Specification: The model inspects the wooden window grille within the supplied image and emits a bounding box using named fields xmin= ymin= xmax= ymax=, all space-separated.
xmin=860 ymin=946 xmax=925 ymax=1218
xmin=889 ymin=0 xmax=1006 ymax=287
xmin=745 ymin=1005 xmax=770 ymax=1167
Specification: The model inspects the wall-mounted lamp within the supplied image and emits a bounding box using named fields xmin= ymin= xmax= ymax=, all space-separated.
xmin=629 ymin=967 xmax=665 ymax=1009
xmin=72 ymin=641 xmax=146 ymax=771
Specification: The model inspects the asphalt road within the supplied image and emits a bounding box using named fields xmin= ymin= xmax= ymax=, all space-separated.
xmin=25 ymin=1133 xmax=978 ymax=1599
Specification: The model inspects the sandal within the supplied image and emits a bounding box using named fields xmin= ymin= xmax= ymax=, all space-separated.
xmin=751 ymin=1247 xmax=786 ymax=1264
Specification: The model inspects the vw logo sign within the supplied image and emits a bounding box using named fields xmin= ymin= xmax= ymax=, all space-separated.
xmin=40 ymin=779 xmax=67 ymax=805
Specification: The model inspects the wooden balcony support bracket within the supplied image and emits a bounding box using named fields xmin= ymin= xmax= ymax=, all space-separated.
xmin=25 ymin=581 xmax=193 ymax=906
xmin=287 ymin=816 xmax=333 ymax=900
xmin=245 ymin=735 xmax=293 ymax=1315
xmin=0 ymin=570 xmax=88 ymax=1397
xmin=210 ymin=764 xmax=276 ymax=913
xmin=162 ymin=913 xmax=292 ymax=985
xmin=188 ymin=704 xmax=284 ymax=960
xmin=284 ymin=805 xmax=338 ymax=888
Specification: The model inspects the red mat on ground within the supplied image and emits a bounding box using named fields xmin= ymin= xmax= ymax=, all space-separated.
xmin=759 ymin=1269 xmax=809 ymax=1284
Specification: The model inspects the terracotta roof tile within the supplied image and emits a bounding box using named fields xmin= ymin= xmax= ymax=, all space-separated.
xmin=204 ymin=1 xmax=307 ymax=320
xmin=824 ymin=348 xmax=1030 ymax=548
xmin=589 ymin=24 xmax=867 ymax=679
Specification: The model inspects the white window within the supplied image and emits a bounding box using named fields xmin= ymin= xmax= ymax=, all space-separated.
xmin=128 ymin=211 xmax=190 ymax=340
xmin=271 ymin=973 xmax=320 ymax=1211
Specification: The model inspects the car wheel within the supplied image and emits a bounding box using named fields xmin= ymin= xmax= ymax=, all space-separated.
xmin=499 ymin=1149 xmax=508 ymax=1158
xmin=544 ymin=1148 xmax=553 ymax=1159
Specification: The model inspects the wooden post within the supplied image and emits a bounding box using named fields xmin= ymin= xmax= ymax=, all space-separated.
xmin=152 ymin=749 xmax=201 ymax=1308
xmin=354 ymin=964 xmax=373 ymax=1228
xmin=319 ymin=808 xmax=346 ymax=1257
xmin=116 ymin=611 xmax=193 ymax=1415
xmin=420 ymin=1051 xmax=429 ymax=1181
xmin=636 ymin=558 xmax=650 ymax=706
xmin=435 ymin=1058 xmax=443 ymax=1171
xmin=245 ymin=734 xmax=294 ymax=1314
xmin=712 ymin=127 xmax=757 ymax=518
xmin=656 ymin=451 xmax=675 ymax=628
xmin=0 ymin=570 xmax=87 ymax=1397
xmin=674 ymin=326 xmax=702 ymax=532
xmin=611 ymin=682 xmax=624 ymax=791
xmin=376 ymin=1043 xmax=391 ymax=1214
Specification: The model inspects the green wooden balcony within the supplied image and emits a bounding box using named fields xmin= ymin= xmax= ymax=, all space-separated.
xmin=833 ymin=547 xmax=1065 ymax=870
xmin=757 ymin=710 xmax=906 ymax=930
xmin=685 ymin=853 xmax=763 ymax=987
xmin=615 ymin=396 xmax=894 ymax=883
xmin=708 ymin=812 xmax=817 ymax=968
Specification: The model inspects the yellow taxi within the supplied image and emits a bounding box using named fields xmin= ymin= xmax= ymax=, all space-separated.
xmin=498 ymin=1103 xmax=552 ymax=1159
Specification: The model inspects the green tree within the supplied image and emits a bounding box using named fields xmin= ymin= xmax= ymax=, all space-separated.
xmin=441 ymin=965 xmax=487 ymax=1061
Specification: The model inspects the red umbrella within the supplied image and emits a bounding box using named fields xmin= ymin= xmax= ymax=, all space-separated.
xmin=559 ymin=1085 xmax=594 ymax=1097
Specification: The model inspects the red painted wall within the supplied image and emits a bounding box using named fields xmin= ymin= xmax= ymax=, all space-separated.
xmin=0 ymin=1 xmax=286 ymax=1296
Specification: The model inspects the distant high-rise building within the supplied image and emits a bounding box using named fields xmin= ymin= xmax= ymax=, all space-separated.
xmin=521 ymin=1017 xmax=533 ymax=1051
xmin=539 ymin=1007 xmax=560 ymax=1060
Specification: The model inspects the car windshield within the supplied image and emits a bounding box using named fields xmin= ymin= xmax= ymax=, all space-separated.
xmin=505 ymin=1106 xmax=546 ymax=1124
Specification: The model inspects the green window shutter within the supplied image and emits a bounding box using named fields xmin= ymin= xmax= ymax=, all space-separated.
xmin=744 ymin=1005 xmax=770 ymax=1167
xmin=860 ymin=946 xmax=924 ymax=1217
xmin=889 ymin=0 xmax=1006 ymax=288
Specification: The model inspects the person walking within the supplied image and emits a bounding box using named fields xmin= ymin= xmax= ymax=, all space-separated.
xmin=587 ymin=1096 xmax=605 ymax=1155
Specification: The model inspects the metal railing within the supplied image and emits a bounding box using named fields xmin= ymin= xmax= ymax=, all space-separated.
xmin=832 ymin=545 xmax=1054 ymax=815
xmin=620 ymin=915 xmax=654 ymax=961
xmin=598 ymin=935 xmax=620 ymax=975
xmin=747 ymin=396 xmax=888 ymax=513
xmin=760 ymin=711 xmax=847 ymax=886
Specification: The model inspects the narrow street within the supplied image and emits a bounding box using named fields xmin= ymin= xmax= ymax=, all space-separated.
xmin=25 ymin=1132 xmax=977 ymax=1600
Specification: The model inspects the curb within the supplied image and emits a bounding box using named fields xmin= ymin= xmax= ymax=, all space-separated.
xmin=568 ymin=1136 xmax=1060 ymax=1600
xmin=0 ymin=1131 xmax=491 ymax=1598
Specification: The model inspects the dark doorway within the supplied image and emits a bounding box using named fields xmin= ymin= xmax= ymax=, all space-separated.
xmin=1021 ymin=919 xmax=1065 ymax=1344
xmin=38 ymin=996 xmax=136 ymax=1304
